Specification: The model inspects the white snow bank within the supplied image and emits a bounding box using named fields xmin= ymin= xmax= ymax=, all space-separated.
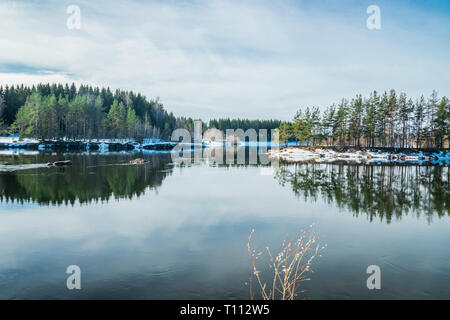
xmin=0 ymin=136 xmax=39 ymax=144
xmin=268 ymin=147 xmax=448 ymax=163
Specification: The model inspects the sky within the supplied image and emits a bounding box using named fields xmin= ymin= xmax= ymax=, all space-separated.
xmin=0 ymin=0 xmax=449 ymax=120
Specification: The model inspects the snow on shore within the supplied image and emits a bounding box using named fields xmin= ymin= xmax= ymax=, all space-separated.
xmin=268 ymin=147 xmax=450 ymax=164
xmin=0 ymin=137 xmax=39 ymax=145
xmin=0 ymin=136 xmax=177 ymax=152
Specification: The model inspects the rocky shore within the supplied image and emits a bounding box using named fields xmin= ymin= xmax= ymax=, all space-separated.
xmin=268 ymin=146 xmax=450 ymax=164
xmin=0 ymin=137 xmax=177 ymax=152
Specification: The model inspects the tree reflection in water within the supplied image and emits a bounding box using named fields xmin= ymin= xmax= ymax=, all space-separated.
xmin=0 ymin=153 xmax=173 ymax=206
xmin=275 ymin=162 xmax=449 ymax=223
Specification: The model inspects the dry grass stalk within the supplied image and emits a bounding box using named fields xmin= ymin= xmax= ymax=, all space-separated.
xmin=247 ymin=225 xmax=325 ymax=300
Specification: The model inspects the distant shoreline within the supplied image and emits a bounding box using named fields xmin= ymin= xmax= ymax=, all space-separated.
xmin=0 ymin=137 xmax=179 ymax=152
xmin=1 ymin=137 xmax=449 ymax=154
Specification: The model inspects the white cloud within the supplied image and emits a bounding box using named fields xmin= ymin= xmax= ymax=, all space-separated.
xmin=0 ymin=0 xmax=448 ymax=120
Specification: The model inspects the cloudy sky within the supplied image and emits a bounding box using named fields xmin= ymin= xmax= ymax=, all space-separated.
xmin=0 ymin=0 xmax=449 ymax=120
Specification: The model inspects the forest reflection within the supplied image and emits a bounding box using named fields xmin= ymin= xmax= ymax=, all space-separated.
xmin=275 ymin=162 xmax=449 ymax=223
xmin=1 ymin=151 xmax=449 ymax=224
xmin=0 ymin=153 xmax=173 ymax=205
xmin=0 ymin=148 xmax=272 ymax=206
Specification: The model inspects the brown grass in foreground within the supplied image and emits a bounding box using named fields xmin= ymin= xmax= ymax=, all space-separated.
xmin=247 ymin=225 xmax=325 ymax=300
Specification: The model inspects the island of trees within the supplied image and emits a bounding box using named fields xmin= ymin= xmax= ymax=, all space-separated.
xmin=0 ymin=83 xmax=280 ymax=142
xmin=279 ymin=90 xmax=449 ymax=149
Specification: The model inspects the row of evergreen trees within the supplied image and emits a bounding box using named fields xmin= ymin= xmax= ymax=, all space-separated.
xmin=207 ymin=118 xmax=281 ymax=135
xmin=0 ymin=83 xmax=284 ymax=141
xmin=279 ymin=90 xmax=449 ymax=149
xmin=2 ymin=84 xmax=447 ymax=147
xmin=0 ymin=83 xmax=198 ymax=140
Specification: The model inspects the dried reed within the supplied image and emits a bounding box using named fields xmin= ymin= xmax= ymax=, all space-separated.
xmin=247 ymin=225 xmax=325 ymax=300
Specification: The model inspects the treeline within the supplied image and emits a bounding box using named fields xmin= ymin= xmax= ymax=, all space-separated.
xmin=0 ymin=83 xmax=198 ymax=140
xmin=279 ymin=90 xmax=450 ymax=149
xmin=0 ymin=83 xmax=284 ymax=141
xmin=208 ymin=118 xmax=281 ymax=134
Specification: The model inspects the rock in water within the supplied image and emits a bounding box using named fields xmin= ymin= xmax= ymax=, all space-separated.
xmin=129 ymin=158 xmax=147 ymax=165
xmin=47 ymin=160 xmax=72 ymax=166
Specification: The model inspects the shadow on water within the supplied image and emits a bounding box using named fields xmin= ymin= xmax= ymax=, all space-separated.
xmin=275 ymin=162 xmax=450 ymax=223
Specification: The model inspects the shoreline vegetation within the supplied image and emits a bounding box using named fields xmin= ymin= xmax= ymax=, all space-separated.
xmin=0 ymin=83 xmax=280 ymax=141
xmin=279 ymin=89 xmax=449 ymax=150
xmin=0 ymin=84 xmax=448 ymax=159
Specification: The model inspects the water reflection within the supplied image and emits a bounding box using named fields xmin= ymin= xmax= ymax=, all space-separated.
xmin=1 ymin=152 xmax=449 ymax=299
xmin=275 ymin=163 xmax=449 ymax=223
xmin=0 ymin=153 xmax=173 ymax=205
xmin=1 ymin=151 xmax=449 ymax=224
xmin=0 ymin=148 xmax=274 ymax=206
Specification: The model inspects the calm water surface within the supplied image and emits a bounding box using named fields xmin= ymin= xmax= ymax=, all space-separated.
xmin=0 ymin=150 xmax=449 ymax=299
